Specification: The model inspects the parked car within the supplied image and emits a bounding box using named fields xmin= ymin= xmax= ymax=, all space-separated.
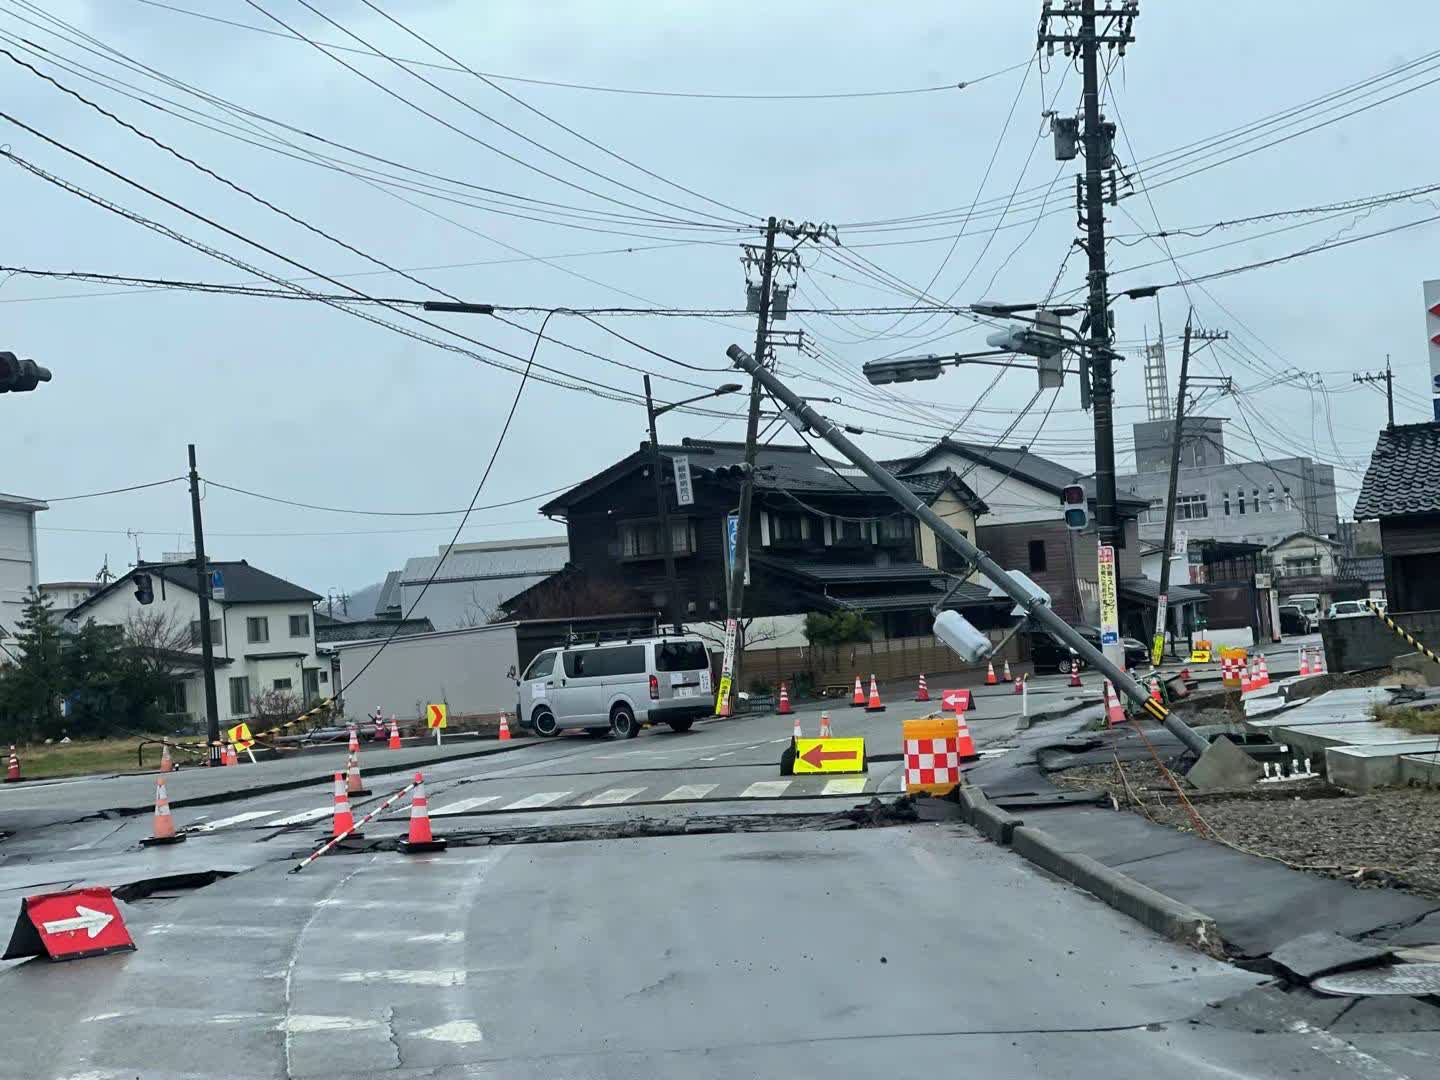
xmin=517 ymin=633 xmax=714 ymax=738
xmin=1326 ymin=599 xmax=1374 ymax=620
xmin=1027 ymin=625 xmax=1149 ymax=673
xmin=1277 ymin=604 xmax=1312 ymax=636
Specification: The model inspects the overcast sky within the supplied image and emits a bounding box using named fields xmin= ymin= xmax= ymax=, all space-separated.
xmin=4 ymin=0 xmax=1436 ymax=600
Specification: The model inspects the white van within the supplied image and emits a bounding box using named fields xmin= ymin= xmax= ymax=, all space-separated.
xmin=516 ymin=634 xmax=713 ymax=739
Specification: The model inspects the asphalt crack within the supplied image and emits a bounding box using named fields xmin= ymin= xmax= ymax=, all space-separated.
xmin=384 ymin=1004 xmax=403 ymax=1070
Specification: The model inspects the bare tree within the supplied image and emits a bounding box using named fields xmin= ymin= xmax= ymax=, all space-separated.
xmin=455 ymin=585 xmax=502 ymax=628
xmin=123 ymin=609 xmax=194 ymax=679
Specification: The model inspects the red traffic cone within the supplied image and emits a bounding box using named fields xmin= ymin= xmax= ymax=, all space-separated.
xmin=388 ymin=716 xmax=402 ymax=750
xmin=399 ymin=771 xmax=448 ymax=854
xmin=865 ymin=674 xmax=886 ymax=713
xmin=347 ymin=724 xmax=360 ymax=756
xmin=1257 ymin=654 xmax=1270 ymax=687
xmin=1180 ymin=667 xmax=1192 ymax=682
xmin=1069 ymin=658 xmax=1082 ymax=688
xmin=1149 ymin=676 xmax=1163 ymax=702
xmin=1013 ymin=672 xmax=1024 ymax=695
xmin=849 ymin=676 xmax=865 ymax=707
xmin=1312 ymin=647 xmax=1326 ymax=675
xmin=1001 ymin=659 xmax=1013 ymax=683
xmin=1299 ymin=646 xmax=1310 ymax=676
xmin=818 ymin=711 xmax=832 ymax=738
xmin=4 ymin=745 xmax=20 ymax=783
xmin=159 ymin=741 xmax=173 ymax=774
xmin=777 ymin=683 xmax=793 ymax=715
xmin=224 ymin=743 xmax=238 ymax=767
xmin=955 ymin=715 xmax=979 ymax=763
xmin=140 ymin=773 xmax=185 ymax=845
xmin=346 ymin=747 xmax=371 ymax=796
xmin=497 ymin=713 xmax=512 ymax=741
xmin=792 ymin=711 xmax=803 ymax=739
xmin=1103 ymin=680 xmax=1126 ymax=726
xmin=915 ymin=673 xmax=930 ymax=702
xmin=328 ymin=771 xmax=360 ymax=840
xmin=985 ymin=661 xmax=998 ymax=686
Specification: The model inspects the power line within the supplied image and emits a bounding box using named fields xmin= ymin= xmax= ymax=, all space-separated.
xmin=202 ymin=479 xmax=577 ymax=518
xmin=43 ymin=476 xmax=187 ymax=502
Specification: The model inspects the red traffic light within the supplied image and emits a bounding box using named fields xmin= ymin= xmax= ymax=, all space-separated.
xmin=1060 ymin=484 xmax=1089 ymax=531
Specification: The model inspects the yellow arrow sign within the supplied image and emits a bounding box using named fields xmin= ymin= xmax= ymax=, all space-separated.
xmin=791 ymin=737 xmax=866 ymax=774
xmin=426 ymin=703 xmax=448 ymax=730
xmin=226 ymin=721 xmax=254 ymax=750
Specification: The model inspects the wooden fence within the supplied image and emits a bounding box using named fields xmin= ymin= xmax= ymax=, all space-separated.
xmin=739 ymin=631 xmax=1022 ymax=694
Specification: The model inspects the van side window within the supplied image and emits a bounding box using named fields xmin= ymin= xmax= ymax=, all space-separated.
xmin=563 ymin=650 xmax=587 ymax=678
xmin=524 ymin=652 xmax=556 ymax=680
xmin=566 ymin=645 xmax=645 ymax=678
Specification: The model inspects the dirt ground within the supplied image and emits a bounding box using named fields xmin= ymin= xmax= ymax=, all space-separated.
xmin=1053 ymin=759 xmax=1440 ymax=901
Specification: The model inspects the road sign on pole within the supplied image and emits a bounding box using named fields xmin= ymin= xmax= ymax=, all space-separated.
xmin=1098 ymin=544 xmax=1120 ymax=651
xmin=426 ymin=703 xmax=447 ymax=746
xmin=3 ymin=887 xmax=136 ymax=962
xmin=673 ymin=455 xmax=694 ymax=507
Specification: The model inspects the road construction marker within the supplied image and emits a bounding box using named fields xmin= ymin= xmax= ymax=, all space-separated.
xmin=3 ymin=887 xmax=136 ymax=962
xmin=902 ymin=718 xmax=961 ymax=797
xmin=790 ymin=736 xmax=867 ymax=775
xmin=398 ymin=771 xmax=447 ymax=854
xmin=227 ymin=721 xmax=254 ymax=751
xmin=939 ymin=688 xmax=971 ymax=713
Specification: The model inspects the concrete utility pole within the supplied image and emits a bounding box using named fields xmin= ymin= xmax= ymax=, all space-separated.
xmin=644 ymin=374 xmax=683 ymax=632
xmin=187 ymin=444 xmax=222 ymax=766
xmin=1354 ymin=356 xmax=1395 ymax=429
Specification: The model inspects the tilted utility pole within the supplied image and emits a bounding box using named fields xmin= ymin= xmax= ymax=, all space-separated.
xmin=1353 ymin=356 xmax=1395 ymax=429
xmin=644 ymin=374 xmax=683 ymax=632
xmin=188 ymin=444 xmax=222 ymax=766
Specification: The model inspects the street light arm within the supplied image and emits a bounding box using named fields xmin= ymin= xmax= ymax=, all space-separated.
xmin=650 ymin=383 xmax=743 ymax=418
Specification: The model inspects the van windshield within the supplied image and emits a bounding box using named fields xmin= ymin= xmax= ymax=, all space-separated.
xmin=656 ymin=641 xmax=709 ymax=672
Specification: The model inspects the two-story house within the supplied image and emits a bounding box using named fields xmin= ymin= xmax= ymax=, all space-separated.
xmin=505 ymin=438 xmax=1005 ymax=641
xmin=64 ymin=559 xmax=324 ymax=727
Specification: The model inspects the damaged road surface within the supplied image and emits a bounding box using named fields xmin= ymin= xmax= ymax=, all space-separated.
xmin=4 ymin=705 xmax=1438 ymax=1078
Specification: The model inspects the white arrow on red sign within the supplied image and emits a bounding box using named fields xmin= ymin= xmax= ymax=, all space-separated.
xmin=1430 ymin=301 xmax=1440 ymax=317
xmin=41 ymin=905 xmax=114 ymax=939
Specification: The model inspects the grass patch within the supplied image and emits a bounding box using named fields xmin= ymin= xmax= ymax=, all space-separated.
xmin=1372 ymin=703 xmax=1440 ymax=736
xmin=7 ymin=737 xmax=201 ymax=779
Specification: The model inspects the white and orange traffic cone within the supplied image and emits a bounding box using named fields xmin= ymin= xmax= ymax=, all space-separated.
xmin=140 ymin=772 xmax=185 ymax=845
xmin=955 ymin=715 xmax=979 ymax=763
xmin=497 ymin=713 xmax=512 ymax=741
xmin=865 ymin=674 xmax=886 ymax=712
xmin=985 ymin=660 xmax=998 ymax=686
xmin=1149 ymin=675 xmax=1163 ymax=702
xmin=1103 ymin=680 xmax=1126 ymax=726
xmin=850 ymin=676 xmax=866 ymax=708
xmin=328 ymin=771 xmax=360 ymax=840
xmin=1312 ymin=647 xmax=1326 ymax=675
xmin=818 ymin=711 xmax=832 ymax=738
xmin=915 ymin=673 xmax=930 ymax=702
xmin=792 ymin=709 xmax=803 ymax=739
xmin=159 ymin=741 xmax=173 ymax=774
xmin=1257 ymin=654 xmax=1271 ymax=687
xmin=1013 ymin=671 xmax=1024 ymax=695
xmin=224 ymin=743 xmax=238 ymax=767
xmin=1241 ymin=658 xmax=1256 ymax=694
xmin=398 ymin=771 xmax=447 ymax=854
xmin=1001 ymin=659 xmax=1013 ymax=683
xmin=347 ymin=724 xmax=360 ymax=757
xmin=777 ymin=683 xmax=793 ymax=715
xmin=1298 ymin=646 xmax=1310 ymax=676
xmin=1069 ymin=658 xmax=1083 ymax=688
xmin=4 ymin=745 xmax=20 ymax=783
xmin=346 ymin=748 xmax=370 ymax=797
xmin=388 ymin=716 xmax=402 ymax=750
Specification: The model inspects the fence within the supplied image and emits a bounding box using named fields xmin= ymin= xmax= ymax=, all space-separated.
xmin=739 ymin=630 xmax=1022 ymax=695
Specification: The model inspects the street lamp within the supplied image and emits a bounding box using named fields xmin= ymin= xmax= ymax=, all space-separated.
xmin=644 ymin=380 xmax=743 ymax=631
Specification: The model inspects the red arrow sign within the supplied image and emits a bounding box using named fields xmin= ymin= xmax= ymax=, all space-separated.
xmin=799 ymin=744 xmax=858 ymax=768
xmin=1430 ymin=302 xmax=1440 ymax=317
xmin=940 ymin=689 xmax=971 ymax=713
xmin=4 ymin=887 xmax=135 ymax=962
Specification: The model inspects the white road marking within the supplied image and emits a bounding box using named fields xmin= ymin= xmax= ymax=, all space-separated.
xmin=500 ymin=791 xmax=569 ymax=811
xmin=740 ymin=780 xmax=792 ymax=798
xmin=1287 ymin=1020 xmax=1411 ymax=1079
xmin=146 ymin=923 xmax=288 ymax=937
xmin=268 ymin=807 xmax=331 ymax=826
xmin=430 ymin=796 xmax=501 ymax=816
xmin=335 ymin=969 xmax=466 ymax=987
xmin=661 ymin=783 xmax=717 ymax=801
xmin=581 ymin=787 xmax=645 ymax=805
xmin=346 ymin=929 xmax=465 ymax=945
xmin=821 ymin=777 xmax=869 ymax=795
xmin=188 ymin=809 xmax=282 ymax=832
xmin=413 ymin=1020 xmax=485 ymax=1044
xmin=282 ymin=1015 xmax=386 ymax=1034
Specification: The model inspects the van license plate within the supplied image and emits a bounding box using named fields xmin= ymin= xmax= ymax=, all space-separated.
xmin=674 ymin=686 xmax=695 ymax=697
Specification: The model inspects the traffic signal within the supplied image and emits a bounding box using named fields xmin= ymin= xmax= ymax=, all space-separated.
xmin=1060 ymin=484 xmax=1089 ymax=531
xmin=0 ymin=351 xmax=51 ymax=393
xmin=133 ymin=573 xmax=154 ymax=606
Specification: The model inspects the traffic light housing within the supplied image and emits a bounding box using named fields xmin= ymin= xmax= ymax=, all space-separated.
xmin=1061 ymin=484 xmax=1089 ymax=531
xmin=0 ymin=352 xmax=51 ymax=393
xmin=133 ymin=573 xmax=154 ymax=606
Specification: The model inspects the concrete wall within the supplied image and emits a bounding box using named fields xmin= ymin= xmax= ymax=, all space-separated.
xmin=1322 ymin=608 xmax=1440 ymax=672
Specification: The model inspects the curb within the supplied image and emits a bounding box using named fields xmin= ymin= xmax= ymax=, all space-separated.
xmin=958 ymin=784 xmax=1220 ymax=953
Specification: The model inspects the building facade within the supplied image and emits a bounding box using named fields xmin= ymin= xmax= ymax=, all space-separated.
xmin=0 ymin=492 xmax=45 ymax=654
xmin=1354 ymin=421 xmax=1440 ymax=612
xmin=375 ymin=537 xmax=569 ymax=629
xmin=39 ymin=580 xmax=101 ymax=618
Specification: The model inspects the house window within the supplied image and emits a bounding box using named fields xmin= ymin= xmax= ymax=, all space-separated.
xmin=1223 ymin=493 xmax=1231 ymax=516
xmin=289 ymin=614 xmax=310 ymax=637
xmin=1267 ymin=484 xmax=1277 ymax=512
xmin=189 ymin=618 xmax=221 ymax=647
xmin=170 ymin=681 xmax=187 ymax=713
xmin=273 ymin=677 xmax=292 ymax=691
xmin=771 ymin=514 xmax=810 ymax=542
xmin=1028 ymin=539 xmax=1047 ymax=572
xmin=877 ymin=516 xmax=914 ymax=544
xmin=619 ymin=520 xmax=694 ymax=557
xmin=1284 ymin=486 xmax=1293 ymax=510
xmin=318 ymin=669 xmax=328 ymax=683
xmin=836 ymin=519 xmax=867 ymax=543
xmin=228 ymin=676 xmax=250 ymax=715
xmin=1142 ymin=499 xmax=1164 ymax=524
xmin=1237 ymin=487 xmax=1246 ymax=515
xmin=246 ymin=616 xmax=269 ymax=644
xmin=1175 ymin=494 xmax=1208 ymax=520
xmin=1253 ymin=488 xmax=1261 ymax=513
xmin=1283 ymin=556 xmax=1320 ymax=577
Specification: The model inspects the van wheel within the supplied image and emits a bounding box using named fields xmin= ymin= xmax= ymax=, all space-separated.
xmin=611 ymin=705 xmax=640 ymax=739
xmin=667 ymin=719 xmax=694 ymax=733
xmin=532 ymin=709 xmax=558 ymax=737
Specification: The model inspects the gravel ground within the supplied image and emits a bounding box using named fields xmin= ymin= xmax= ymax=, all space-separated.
xmin=1054 ymin=760 xmax=1440 ymax=900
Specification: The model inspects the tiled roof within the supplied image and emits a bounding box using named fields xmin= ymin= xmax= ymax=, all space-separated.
xmin=1338 ymin=555 xmax=1385 ymax=583
xmin=1354 ymin=422 xmax=1440 ymax=519
xmin=753 ymin=555 xmax=947 ymax=586
xmin=1118 ymin=577 xmax=1208 ymax=604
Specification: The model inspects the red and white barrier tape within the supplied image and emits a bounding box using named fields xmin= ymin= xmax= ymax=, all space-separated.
xmin=288 ymin=777 xmax=418 ymax=874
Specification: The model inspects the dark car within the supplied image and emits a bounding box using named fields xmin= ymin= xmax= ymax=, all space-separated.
xmin=1027 ymin=625 xmax=1150 ymax=674
xmin=1277 ymin=604 xmax=1310 ymax=636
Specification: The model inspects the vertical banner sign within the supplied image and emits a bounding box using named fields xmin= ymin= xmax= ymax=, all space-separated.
xmin=673 ymin=455 xmax=694 ymax=507
xmin=1173 ymin=528 xmax=1188 ymax=556
xmin=1425 ymin=279 xmax=1440 ymax=421
xmin=210 ymin=568 xmax=225 ymax=601
xmin=716 ymin=617 xmax=738 ymax=714
xmin=725 ymin=512 xmax=739 ymax=585
xmin=1151 ymin=594 xmax=1168 ymax=667
xmin=1097 ymin=544 xmax=1120 ymax=648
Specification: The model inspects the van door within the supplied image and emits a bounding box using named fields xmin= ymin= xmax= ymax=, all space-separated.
xmin=653 ymin=639 xmax=712 ymax=705
xmin=519 ymin=650 xmax=558 ymax=726
xmin=555 ymin=648 xmax=605 ymax=728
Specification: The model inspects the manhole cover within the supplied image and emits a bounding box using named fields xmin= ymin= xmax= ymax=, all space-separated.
xmin=1312 ymin=963 xmax=1440 ymax=997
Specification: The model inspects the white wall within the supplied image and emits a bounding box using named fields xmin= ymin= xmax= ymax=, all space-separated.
xmin=916 ymin=453 xmax=1062 ymax=525
xmin=0 ymin=505 xmax=40 ymax=649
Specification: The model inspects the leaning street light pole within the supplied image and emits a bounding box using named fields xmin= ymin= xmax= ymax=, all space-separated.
xmin=725 ymin=342 xmax=1208 ymax=757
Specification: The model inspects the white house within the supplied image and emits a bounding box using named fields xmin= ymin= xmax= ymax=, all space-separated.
xmin=65 ymin=559 xmax=323 ymax=728
xmin=0 ymin=492 xmax=46 ymax=655
xmin=39 ymin=580 xmax=102 ymax=618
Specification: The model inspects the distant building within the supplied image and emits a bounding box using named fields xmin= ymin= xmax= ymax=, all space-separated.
xmin=39 ymin=580 xmax=101 ymax=617
xmin=314 ymin=611 xmax=434 ymax=646
xmin=375 ymin=537 xmax=569 ymax=630
xmin=0 ymin=492 xmax=46 ymax=653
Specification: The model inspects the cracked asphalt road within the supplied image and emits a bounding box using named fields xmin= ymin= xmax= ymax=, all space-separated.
xmin=3 ymin=671 xmax=1433 ymax=1078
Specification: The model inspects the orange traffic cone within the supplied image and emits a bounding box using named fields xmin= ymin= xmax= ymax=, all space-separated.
xmin=850 ymin=676 xmax=865 ymax=707
xmin=347 ymin=724 xmax=360 ymax=756
xmin=398 ymin=771 xmax=447 ymax=854
xmin=1241 ymin=658 xmax=1256 ymax=694
xmin=1180 ymin=667 xmax=1192 ymax=682
xmin=1013 ymin=671 xmax=1024 ymax=695
xmin=777 ymin=683 xmax=793 ymax=715
xmin=818 ymin=711 xmax=832 ymax=738
xmin=1069 ymin=658 xmax=1083 ymax=688
xmin=498 ymin=713 xmax=512 ymax=741
xmin=1299 ymin=646 xmax=1310 ymax=676
xmin=1001 ymin=659 xmax=1013 ymax=683
xmin=792 ymin=711 xmax=803 ymax=739
xmin=985 ymin=661 xmax=998 ymax=686
xmin=1149 ymin=675 xmax=1162 ymax=702
xmin=915 ymin=673 xmax=930 ymax=702
xmin=225 ymin=743 xmax=238 ymax=767
xmin=955 ymin=715 xmax=979 ymax=762
xmin=140 ymin=773 xmax=185 ymax=845
xmin=4 ymin=745 xmax=19 ymax=783
xmin=388 ymin=716 xmax=402 ymax=750
xmin=1312 ymin=647 xmax=1326 ymax=675
xmin=159 ymin=741 xmax=173 ymax=774
xmin=1257 ymin=654 xmax=1271 ymax=687
xmin=1103 ymin=680 xmax=1126 ymax=726
xmin=865 ymin=674 xmax=886 ymax=712
xmin=346 ymin=748 xmax=371 ymax=797
xmin=328 ymin=771 xmax=360 ymax=840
